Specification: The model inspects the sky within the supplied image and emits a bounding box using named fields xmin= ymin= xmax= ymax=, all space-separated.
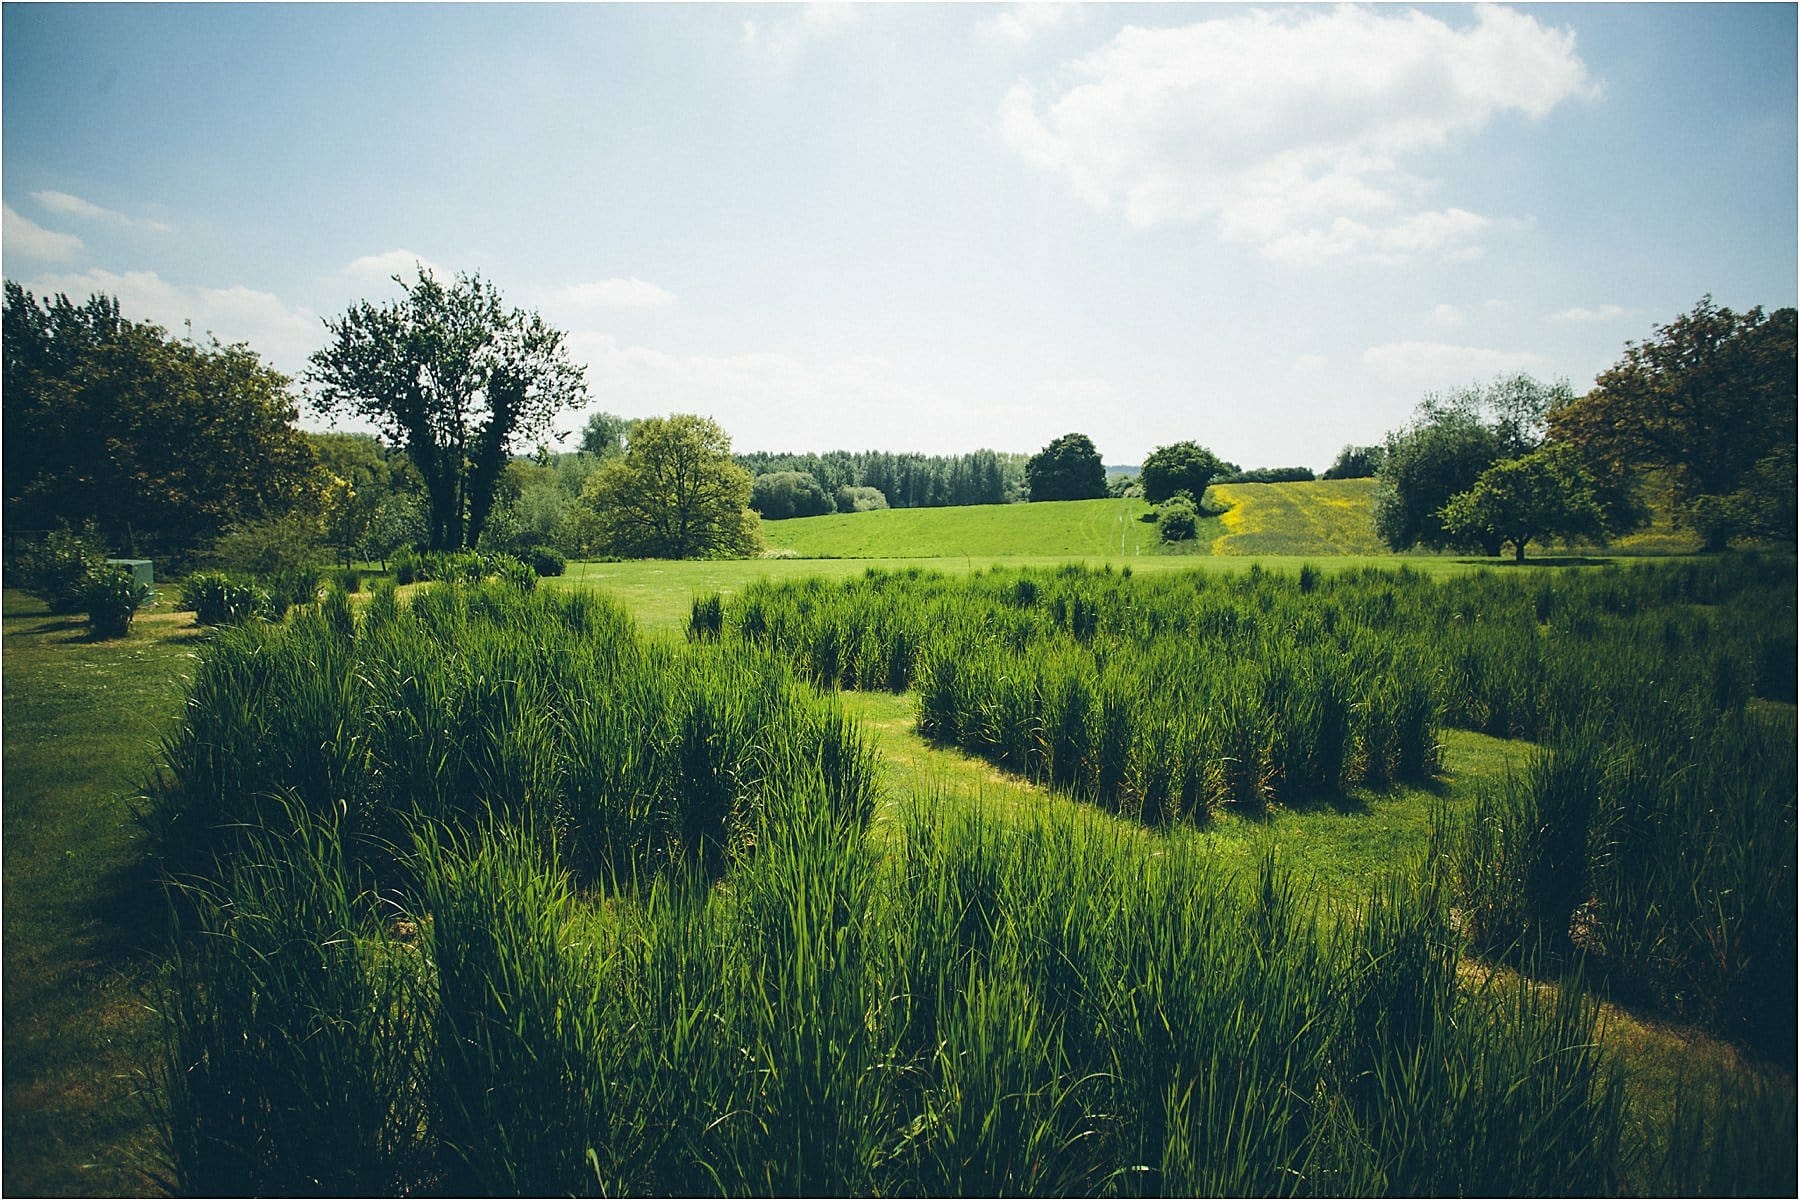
xmin=4 ymin=2 xmax=1795 ymax=470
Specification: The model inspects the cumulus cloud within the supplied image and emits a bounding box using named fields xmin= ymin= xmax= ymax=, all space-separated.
xmin=979 ymin=3 xmax=1083 ymax=47
xmin=342 ymin=248 xmax=445 ymax=285
xmin=551 ymin=278 xmax=677 ymax=309
xmin=22 ymin=267 xmax=322 ymax=373
xmin=31 ymin=189 xmax=173 ymax=233
xmin=1362 ymin=340 xmax=1546 ymax=380
xmin=1547 ymin=303 xmax=1633 ymax=324
xmin=999 ymin=5 xmax=1595 ymax=262
xmin=1292 ymin=353 xmax=1329 ymax=372
xmin=3 ymin=205 xmax=84 ymax=263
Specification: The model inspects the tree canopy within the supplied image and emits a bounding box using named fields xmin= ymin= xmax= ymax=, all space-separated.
xmin=578 ymin=410 xmax=636 ymax=460
xmin=1549 ymin=297 xmax=1796 ymax=549
xmin=1373 ymin=374 xmax=1574 ymax=553
xmin=750 ymin=471 xmax=833 ymax=520
xmin=3 ymin=282 xmax=316 ymax=558
xmin=1439 ymin=444 xmax=1606 ymax=562
xmin=1322 ymin=444 xmax=1385 ymax=480
xmin=581 ymin=414 xmax=762 ymax=559
xmin=306 ymin=268 xmax=588 ymax=551
xmin=1140 ymin=441 xmax=1227 ymax=504
xmin=1026 ymin=433 xmax=1107 ymax=502
xmin=734 ymin=449 xmax=1023 ymax=509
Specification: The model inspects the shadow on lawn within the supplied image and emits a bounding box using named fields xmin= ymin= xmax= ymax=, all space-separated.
xmin=1452 ymin=555 xmax=1615 ymax=568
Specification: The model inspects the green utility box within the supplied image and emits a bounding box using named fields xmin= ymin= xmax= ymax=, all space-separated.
xmin=106 ymin=559 xmax=154 ymax=587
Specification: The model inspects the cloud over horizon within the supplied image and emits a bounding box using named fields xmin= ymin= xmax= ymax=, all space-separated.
xmin=999 ymin=5 xmax=1596 ymax=263
xmin=3 ymin=204 xmax=84 ymax=263
xmin=22 ymin=266 xmax=322 ymax=373
xmin=31 ymin=189 xmax=173 ymax=233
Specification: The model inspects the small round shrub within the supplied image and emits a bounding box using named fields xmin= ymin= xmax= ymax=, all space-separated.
xmin=1157 ymin=496 xmax=1199 ymax=543
xmin=83 ymin=563 xmax=153 ymax=639
xmin=524 ymin=545 xmax=566 ymax=577
xmin=393 ymin=548 xmax=422 ymax=586
xmin=335 ymin=566 xmax=363 ymax=594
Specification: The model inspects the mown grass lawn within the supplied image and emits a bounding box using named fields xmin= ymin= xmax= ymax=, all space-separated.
xmin=3 ymin=589 xmax=200 ymax=1196
xmin=759 ymin=496 xmax=1189 ymax=558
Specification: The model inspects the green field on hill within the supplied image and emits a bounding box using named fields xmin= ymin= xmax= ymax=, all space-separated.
xmin=758 ymin=480 xmax=1394 ymax=560
xmin=759 ymin=496 xmax=1190 ymax=557
xmin=1208 ymin=478 xmax=1387 ymax=555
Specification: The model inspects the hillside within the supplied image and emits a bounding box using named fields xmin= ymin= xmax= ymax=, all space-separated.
xmin=758 ymin=480 xmax=1386 ymax=559
xmin=1207 ymin=478 xmax=1385 ymax=556
xmin=758 ymin=497 xmax=1206 ymax=558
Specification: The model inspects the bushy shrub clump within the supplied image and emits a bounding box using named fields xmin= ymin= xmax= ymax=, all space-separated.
xmin=81 ymin=563 xmax=154 ymax=638
xmin=391 ymin=547 xmax=539 ymax=585
xmin=1156 ymin=494 xmax=1199 ymax=542
xmin=180 ymin=571 xmax=269 ymax=627
xmin=15 ymin=522 xmax=109 ymax=613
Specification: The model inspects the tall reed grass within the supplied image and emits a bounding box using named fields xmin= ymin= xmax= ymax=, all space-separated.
xmin=149 ymin=557 xmax=1796 ymax=1194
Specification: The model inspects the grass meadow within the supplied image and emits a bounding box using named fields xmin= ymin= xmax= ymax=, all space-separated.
xmin=3 ymin=496 xmax=1794 ymax=1196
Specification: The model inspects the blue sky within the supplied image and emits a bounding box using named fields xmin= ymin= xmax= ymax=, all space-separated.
xmin=4 ymin=2 xmax=1794 ymax=469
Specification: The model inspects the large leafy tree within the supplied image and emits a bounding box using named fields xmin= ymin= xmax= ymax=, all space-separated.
xmin=1373 ymin=374 xmax=1573 ymax=553
xmin=1549 ymin=297 xmax=1796 ymax=550
xmin=306 ymin=269 xmax=588 ymax=551
xmin=1139 ymin=440 xmax=1227 ymax=504
xmin=1439 ymin=444 xmax=1606 ymax=562
xmin=3 ymin=282 xmax=316 ymax=557
xmin=1026 ymin=433 xmax=1106 ymax=502
xmin=581 ymin=414 xmax=762 ymax=559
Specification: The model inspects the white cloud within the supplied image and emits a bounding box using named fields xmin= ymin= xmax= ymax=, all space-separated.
xmin=1426 ymin=303 xmax=1466 ymax=328
xmin=3 ymin=205 xmax=84 ymax=263
xmin=22 ymin=267 xmax=322 ymax=374
xmin=31 ymin=189 xmax=173 ymax=233
xmin=979 ymin=3 xmax=1082 ymax=47
xmin=342 ymin=249 xmax=445 ymax=286
xmin=1548 ymin=303 xmax=1633 ymax=324
xmin=999 ymin=5 xmax=1594 ymax=262
xmin=1293 ymin=353 xmax=1329 ymax=372
xmin=741 ymin=3 xmax=859 ymax=66
xmin=552 ymin=278 xmax=677 ymax=309
xmin=1362 ymin=340 xmax=1546 ymax=380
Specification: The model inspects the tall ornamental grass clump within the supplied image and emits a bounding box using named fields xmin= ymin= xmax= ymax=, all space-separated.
xmin=81 ymin=561 xmax=154 ymax=638
xmin=151 ymin=557 xmax=1795 ymax=1194
xmin=146 ymin=579 xmax=878 ymax=892
xmin=158 ymin=781 xmax=1643 ymax=1196
xmin=725 ymin=564 xmax=1453 ymax=818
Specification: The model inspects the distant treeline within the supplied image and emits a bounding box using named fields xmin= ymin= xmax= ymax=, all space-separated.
xmin=736 ymin=449 xmax=1029 ymax=510
xmin=1216 ymin=465 xmax=1315 ymax=484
